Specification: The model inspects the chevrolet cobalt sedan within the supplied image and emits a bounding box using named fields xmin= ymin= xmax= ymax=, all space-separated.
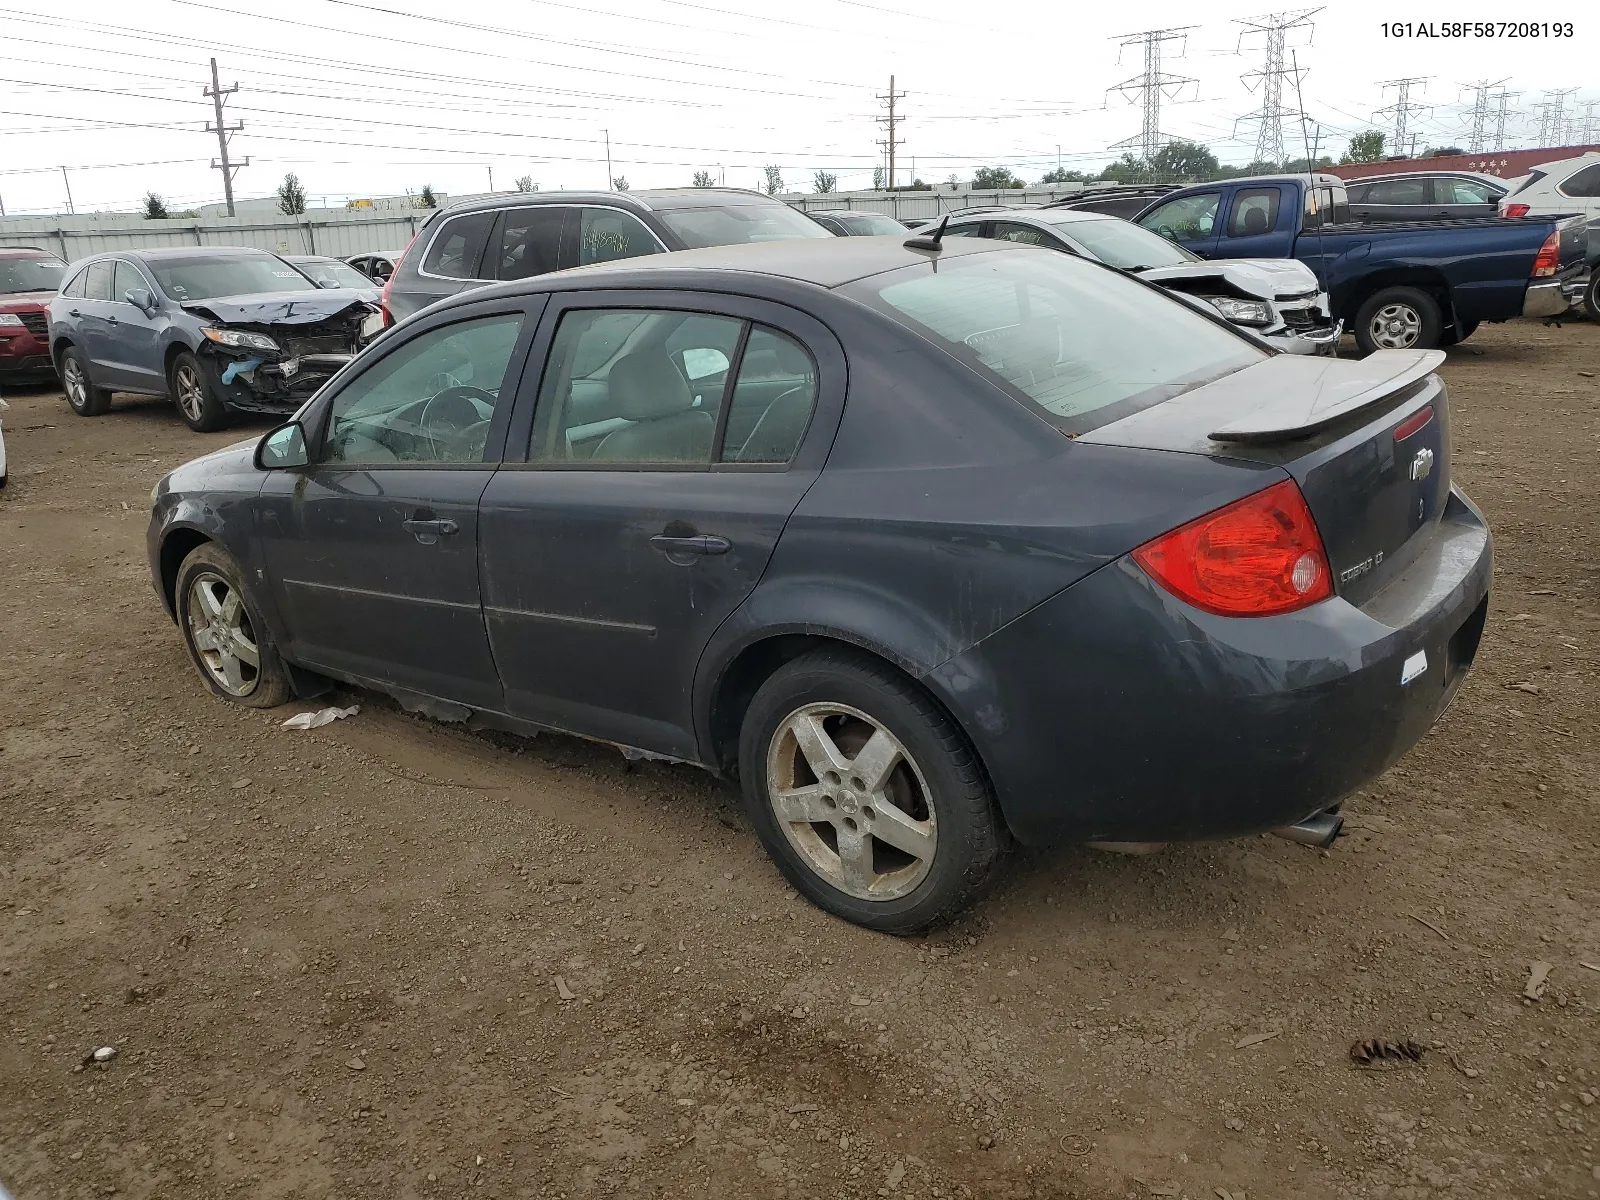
xmin=148 ymin=234 xmax=1491 ymax=933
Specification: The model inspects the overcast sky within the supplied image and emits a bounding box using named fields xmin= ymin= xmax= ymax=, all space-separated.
xmin=0 ymin=0 xmax=1594 ymax=215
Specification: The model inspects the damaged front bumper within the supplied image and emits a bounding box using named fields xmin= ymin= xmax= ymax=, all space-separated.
xmin=188 ymin=297 xmax=378 ymax=414
xmin=1264 ymin=292 xmax=1342 ymax=355
xmin=200 ymin=347 xmax=357 ymax=414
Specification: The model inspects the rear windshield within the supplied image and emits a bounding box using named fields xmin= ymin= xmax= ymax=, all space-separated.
xmin=839 ymin=213 xmax=908 ymax=235
xmin=1047 ymin=215 xmax=1197 ymax=269
xmin=658 ymin=204 xmax=832 ymax=248
xmin=1509 ymin=170 xmax=1547 ymax=196
xmin=845 ymin=249 xmax=1263 ymax=435
xmin=147 ymin=254 xmax=320 ymax=302
xmin=0 ymin=255 xmax=67 ymax=294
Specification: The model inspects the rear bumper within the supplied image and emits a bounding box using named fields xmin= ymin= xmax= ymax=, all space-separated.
xmin=1524 ymin=278 xmax=1572 ymax=318
xmin=927 ymin=486 xmax=1492 ymax=845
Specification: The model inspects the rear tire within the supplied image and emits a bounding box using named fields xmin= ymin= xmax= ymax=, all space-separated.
xmin=738 ymin=649 xmax=1007 ymax=934
xmin=60 ymin=345 xmax=112 ymax=416
xmin=1583 ymin=275 xmax=1600 ymax=322
xmin=175 ymin=542 xmax=291 ymax=709
xmin=1353 ymin=286 xmax=1442 ymax=355
xmin=169 ymin=350 xmax=231 ymax=433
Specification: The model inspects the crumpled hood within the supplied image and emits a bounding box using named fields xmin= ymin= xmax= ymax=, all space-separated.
xmin=0 ymin=290 xmax=56 ymax=310
xmin=1136 ymin=257 xmax=1320 ymax=301
xmin=180 ymin=290 xmax=376 ymax=325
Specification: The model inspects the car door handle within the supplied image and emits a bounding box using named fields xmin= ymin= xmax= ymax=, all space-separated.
xmin=68 ymin=308 xmax=81 ymax=317
xmin=107 ymin=315 xmax=118 ymax=324
xmin=402 ymin=517 xmax=459 ymax=544
xmin=650 ymin=533 xmax=731 ymax=557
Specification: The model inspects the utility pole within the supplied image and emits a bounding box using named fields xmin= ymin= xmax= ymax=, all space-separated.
xmin=1491 ymin=88 xmax=1522 ymax=151
xmin=60 ymin=166 xmax=74 ymax=215
xmin=1375 ymin=77 xmax=1430 ymax=156
xmin=604 ymin=129 xmax=612 ymax=188
xmin=1107 ymin=27 xmax=1197 ymax=162
xmin=204 ymin=58 xmax=248 ymax=216
xmin=487 ymin=166 xmax=494 ymax=192
xmin=1461 ymin=78 xmax=1508 ymax=154
xmin=876 ymin=75 xmax=906 ymax=191
xmin=1535 ymin=88 xmax=1578 ymax=146
xmin=1234 ymin=9 xmax=1320 ymax=167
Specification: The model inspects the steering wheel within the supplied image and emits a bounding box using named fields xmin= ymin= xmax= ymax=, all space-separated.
xmin=418 ymin=385 xmax=496 ymax=460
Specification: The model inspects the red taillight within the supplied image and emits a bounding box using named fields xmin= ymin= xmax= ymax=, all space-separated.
xmin=1392 ymin=404 xmax=1434 ymax=441
xmin=1531 ymin=231 xmax=1560 ymax=278
xmin=380 ymin=233 xmax=420 ymax=327
xmin=1133 ymin=479 xmax=1334 ymax=617
xmin=1502 ymin=202 xmax=1531 ymax=218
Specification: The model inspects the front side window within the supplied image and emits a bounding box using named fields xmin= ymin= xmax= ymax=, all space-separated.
xmin=990 ymin=222 xmax=1060 ymax=248
xmin=1138 ymin=193 xmax=1220 ymax=242
xmin=112 ymin=261 xmax=146 ymax=303
xmin=656 ymin=203 xmax=832 ymax=248
xmin=84 ymin=262 xmax=114 ymax=301
xmin=579 ymin=208 xmax=664 ymax=265
xmin=848 ymin=251 xmax=1262 ymax=435
xmin=1228 ymin=188 xmax=1281 ymax=236
xmin=147 ymin=254 xmax=317 ymax=302
xmin=494 ymin=207 xmax=567 ymax=280
xmin=421 ymin=211 xmax=495 ymax=279
xmin=0 ymin=254 xmax=67 ymax=294
xmin=1445 ymin=179 xmax=1497 ymax=204
xmin=530 ymin=308 xmax=744 ymax=465
xmin=1559 ymin=164 xmax=1600 ymax=198
xmin=322 ymin=314 xmax=523 ymax=466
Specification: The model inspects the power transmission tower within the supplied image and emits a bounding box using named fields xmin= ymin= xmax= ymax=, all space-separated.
xmin=1460 ymin=78 xmax=1509 ymax=153
xmin=1107 ymin=27 xmax=1197 ymax=162
xmin=1375 ymin=78 xmax=1430 ymax=156
xmin=1580 ymin=100 xmax=1600 ymax=145
xmin=1535 ymin=88 xmax=1578 ymax=146
xmin=1491 ymin=88 xmax=1522 ymax=150
xmin=875 ymin=76 xmax=906 ymax=190
xmin=1233 ymin=9 xmax=1320 ymax=166
xmin=204 ymin=58 xmax=248 ymax=216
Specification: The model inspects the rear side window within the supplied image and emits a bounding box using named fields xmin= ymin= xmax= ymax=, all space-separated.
xmin=84 ymin=261 xmax=114 ymax=301
xmin=1558 ymin=164 xmax=1600 ymax=198
xmin=422 ymin=211 xmax=495 ymax=279
xmin=578 ymin=207 xmax=663 ymax=265
xmin=1228 ymin=188 xmax=1281 ymax=236
xmin=61 ymin=267 xmax=88 ymax=299
xmin=991 ymin=222 xmax=1059 ymax=248
xmin=721 ymin=327 xmax=817 ymax=464
xmin=1364 ymin=178 xmax=1428 ymax=205
xmin=493 ymin=207 xmax=567 ymax=281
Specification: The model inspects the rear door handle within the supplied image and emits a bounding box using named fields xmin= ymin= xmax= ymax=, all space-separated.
xmin=68 ymin=308 xmax=81 ymax=317
xmin=650 ymin=533 xmax=731 ymax=557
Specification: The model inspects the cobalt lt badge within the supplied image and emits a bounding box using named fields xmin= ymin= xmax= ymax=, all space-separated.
xmin=1410 ymin=447 xmax=1434 ymax=482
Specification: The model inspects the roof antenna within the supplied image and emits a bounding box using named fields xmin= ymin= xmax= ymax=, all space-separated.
xmin=904 ymin=213 xmax=951 ymax=251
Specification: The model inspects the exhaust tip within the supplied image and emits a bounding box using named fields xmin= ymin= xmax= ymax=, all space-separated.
xmin=1271 ymin=810 xmax=1344 ymax=849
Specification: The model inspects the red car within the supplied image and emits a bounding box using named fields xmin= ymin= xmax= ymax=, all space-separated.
xmin=0 ymin=247 xmax=69 ymax=382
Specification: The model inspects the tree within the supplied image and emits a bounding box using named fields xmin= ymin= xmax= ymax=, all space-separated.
xmin=1339 ymin=131 xmax=1386 ymax=164
xmin=612 ymin=176 xmax=629 ymax=191
xmin=276 ymin=172 xmax=307 ymax=216
xmin=872 ymin=165 xmax=885 ymax=190
xmin=764 ymin=164 xmax=784 ymax=195
xmin=692 ymin=170 xmax=715 ymax=188
xmin=514 ymin=175 xmax=535 ymax=192
xmin=812 ymin=171 xmax=837 ymax=194
xmin=1098 ymin=154 xmax=1152 ymax=184
xmin=945 ymin=174 xmax=960 ymax=191
xmin=142 ymin=192 xmax=168 ymax=220
xmin=1149 ymin=140 xmax=1219 ymax=182
xmin=1039 ymin=167 xmax=1089 ymax=185
xmin=418 ymin=184 xmax=437 ymax=208
xmin=971 ymin=166 xmax=1024 ymax=190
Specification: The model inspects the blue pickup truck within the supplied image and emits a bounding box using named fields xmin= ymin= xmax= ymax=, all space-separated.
xmin=1133 ymin=174 xmax=1590 ymax=354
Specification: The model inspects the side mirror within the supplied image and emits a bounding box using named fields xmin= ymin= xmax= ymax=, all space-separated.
xmin=318 ymin=277 xmax=342 ymax=289
xmin=125 ymin=288 xmax=154 ymax=313
xmin=255 ymin=421 xmax=309 ymax=470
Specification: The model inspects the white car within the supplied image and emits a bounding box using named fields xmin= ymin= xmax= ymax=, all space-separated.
xmin=1500 ymin=152 xmax=1600 ymax=318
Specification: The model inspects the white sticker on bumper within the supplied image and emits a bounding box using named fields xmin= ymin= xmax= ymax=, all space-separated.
xmin=1401 ymin=650 xmax=1428 ymax=685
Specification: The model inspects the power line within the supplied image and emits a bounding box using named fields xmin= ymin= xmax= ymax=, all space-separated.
xmin=1107 ymin=26 xmax=1197 ymax=161
xmin=1375 ymin=77 xmax=1430 ymax=157
xmin=876 ymin=75 xmax=906 ymax=189
xmin=1233 ymin=9 xmax=1319 ymax=165
xmin=204 ymin=58 xmax=247 ymax=217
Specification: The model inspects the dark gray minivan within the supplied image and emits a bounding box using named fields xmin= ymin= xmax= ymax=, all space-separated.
xmin=382 ymin=188 xmax=832 ymax=325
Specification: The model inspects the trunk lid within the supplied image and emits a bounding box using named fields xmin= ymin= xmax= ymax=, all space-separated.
xmin=1079 ymin=349 xmax=1452 ymax=605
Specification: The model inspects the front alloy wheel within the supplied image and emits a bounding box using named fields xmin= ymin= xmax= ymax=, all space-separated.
xmin=767 ymin=702 xmax=937 ymax=901
xmin=185 ymin=571 xmax=261 ymax=696
xmin=173 ymin=361 xmax=208 ymax=424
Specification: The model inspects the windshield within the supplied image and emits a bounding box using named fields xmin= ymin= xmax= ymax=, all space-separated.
xmin=295 ymin=259 xmax=374 ymax=289
xmin=846 ymin=250 xmax=1263 ymax=434
xmin=841 ymin=213 xmax=907 ymax=235
xmin=1049 ymin=215 xmax=1198 ymax=270
xmin=0 ymin=255 xmax=67 ymax=294
xmin=147 ymin=254 xmax=321 ymax=302
xmin=658 ymin=203 xmax=832 ymax=248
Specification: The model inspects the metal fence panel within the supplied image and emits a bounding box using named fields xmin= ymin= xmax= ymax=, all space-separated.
xmin=0 ymin=211 xmax=426 ymax=265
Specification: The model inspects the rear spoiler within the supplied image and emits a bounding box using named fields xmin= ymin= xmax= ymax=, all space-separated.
xmin=1209 ymin=349 xmax=1445 ymax=444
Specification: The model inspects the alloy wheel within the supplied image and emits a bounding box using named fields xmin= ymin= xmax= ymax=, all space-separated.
xmin=765 ymin=702 xmax=937 ymax=901
xmin=62 ymin=358 xmax=86 ymax=409
xmin=175 ymin=364 xmax=206 ymax=422
xmin=185 ymin=572 xmax=260 ymax=696
xmin=1369 ymin=302 xmax=1422 ymax=350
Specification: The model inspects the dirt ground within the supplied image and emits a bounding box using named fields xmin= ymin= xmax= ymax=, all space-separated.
xmin=1 ymin=319 xmax=1597 ymax=1200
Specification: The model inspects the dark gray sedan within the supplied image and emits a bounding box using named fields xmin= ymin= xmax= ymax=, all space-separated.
xmin=147 ymin=234 xmax=1491 ymax=932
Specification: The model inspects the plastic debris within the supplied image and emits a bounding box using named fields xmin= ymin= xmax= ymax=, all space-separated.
xmin=280 ymin=705 xmax=359 ymax=730
xmin=1523 ymin=961 xmax=1554 ymax=1000
xmin=219 ymin=358 xmax=263 ymax=385
xmin=91 ymin=1046 xmax=116 ymax=1063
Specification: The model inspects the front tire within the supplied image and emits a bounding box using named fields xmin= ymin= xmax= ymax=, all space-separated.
xmin=60 ymin=345 xmax=112 ymax=416
xmin=1584 ymin=275 xmax=1600 ymax=323
xmin=1353 ymin=286 xmax=1442 ymax=355
xmin=738 ymin=649 xmax=1006 ymax=934
xmin=169 ymin=350 xmax=231 ymax=432
xmin=175 ymin=542 xmax=291 ymax=708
